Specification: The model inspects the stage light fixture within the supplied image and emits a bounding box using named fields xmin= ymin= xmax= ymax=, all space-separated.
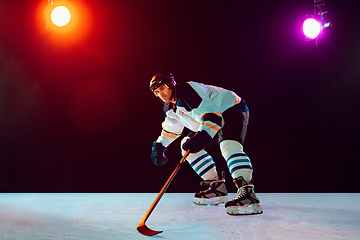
xmin=303 ymin=0 xmax=331 ymax=41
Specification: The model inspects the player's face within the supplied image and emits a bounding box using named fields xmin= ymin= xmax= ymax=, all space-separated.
xmin=153 ymin=84 xmax=172 ymax=102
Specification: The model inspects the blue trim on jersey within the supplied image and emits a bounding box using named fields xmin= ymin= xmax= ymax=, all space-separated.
xmin=163 ymin=101 xmax=175 ymax=116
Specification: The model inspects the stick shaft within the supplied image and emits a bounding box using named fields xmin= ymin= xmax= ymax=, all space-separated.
xmin=139 ymin=150 xmax=191 ymax=224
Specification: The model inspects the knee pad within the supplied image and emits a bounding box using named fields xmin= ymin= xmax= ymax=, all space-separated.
xmin=181 ymin=136 xmax=218 ymax=180
xmin=220 ymin=140 xmax=244 ymax=158
xmin=220 ymin=140 xmax=252 ymax=182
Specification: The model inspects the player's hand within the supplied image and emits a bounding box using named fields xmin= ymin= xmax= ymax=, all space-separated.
xmin=151 ymin=142 xmax=168 ymax=166
xmin=182 ymin=131 xmax=212 ymax=153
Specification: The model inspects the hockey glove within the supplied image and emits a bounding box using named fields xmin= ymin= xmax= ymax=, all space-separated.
xmin=182 ymin=131 xmax=213 ymax=153
xmin=151 ymin=142 xmax=168 ymax=166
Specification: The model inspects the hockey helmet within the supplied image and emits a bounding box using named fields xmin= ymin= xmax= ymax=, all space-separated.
xmin=149 ymin=70 xmax=176 ymax=93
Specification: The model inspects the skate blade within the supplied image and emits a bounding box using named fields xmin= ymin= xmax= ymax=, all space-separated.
xmin=194 ymin=196 xmax=228 ymax=206
xmin=226 ymin=203 xmax=263 ymax=215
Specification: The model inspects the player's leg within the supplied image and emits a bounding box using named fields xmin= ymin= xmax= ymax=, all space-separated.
xmin=181 ymin=136 xmax=228 ymax=205
xmin=220 ymin=140 xmax=262 ymax=215
xmin=220 ymin=110 xmax=263 ymax=215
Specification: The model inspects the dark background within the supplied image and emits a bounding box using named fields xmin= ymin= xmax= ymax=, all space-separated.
xmin=0 ymin=0 xmax=359 ymax=193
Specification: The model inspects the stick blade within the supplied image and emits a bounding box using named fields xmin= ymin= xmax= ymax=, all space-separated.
xmin=137 ymin=222 xmax=163 ymax=236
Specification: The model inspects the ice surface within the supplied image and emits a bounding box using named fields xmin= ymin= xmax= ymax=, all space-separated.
xmin=0 ymin=193 xmax=359 ymax=240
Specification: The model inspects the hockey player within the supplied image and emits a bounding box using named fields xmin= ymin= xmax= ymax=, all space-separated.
xmin=149 ymin=70 xmax=263 ymax=215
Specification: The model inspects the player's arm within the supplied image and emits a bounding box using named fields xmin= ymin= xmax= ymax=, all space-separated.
xmin=198 ymin=111 xmax=223 ymax=138
xmin=151 ymin=116 xmax=184 ymax=166
xmin=177 ymin=84 xmax=223 ymax=153
xmin=182 ymin=111 xmax=223 ymax=153
xmin=156 ymin=116 xmax=184 ymax=147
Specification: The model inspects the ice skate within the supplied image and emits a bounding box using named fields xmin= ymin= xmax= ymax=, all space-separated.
xmin=225 ymin=176 xmax=263 ymax=215
xmin=194 ymin=173 xmax=228 ymax=206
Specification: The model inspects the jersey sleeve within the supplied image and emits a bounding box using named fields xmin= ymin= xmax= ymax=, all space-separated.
xmin=175 ymin=82 xmax=222 ymax=138
xmin=156 ymin=114 xmax=184 ymax=148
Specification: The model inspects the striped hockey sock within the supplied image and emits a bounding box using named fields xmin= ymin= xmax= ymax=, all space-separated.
xmin=181 ymin=136 xmax=218 ymax=180
xmin=220 ymin=140 xmax=253 ymax=182
xmin=183 ymin=150 xmax=218 ymax=180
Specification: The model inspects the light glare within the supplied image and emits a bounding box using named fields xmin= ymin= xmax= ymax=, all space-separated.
xmin=51 ymin=6 xmax=71 ymax=27
xmin=303 ymin=18 xmax=321 ymax=39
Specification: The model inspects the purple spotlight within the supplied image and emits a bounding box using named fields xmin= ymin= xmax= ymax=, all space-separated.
xmin=303 ymin=18 xmax=321 ymax=39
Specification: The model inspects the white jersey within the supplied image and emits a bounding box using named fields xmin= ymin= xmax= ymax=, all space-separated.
xmin=156 ymin=82 xmax=248 ymax=147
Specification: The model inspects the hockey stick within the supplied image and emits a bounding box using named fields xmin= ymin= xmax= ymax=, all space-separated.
xmin=137 ymin=149 xmax=191 ymax=236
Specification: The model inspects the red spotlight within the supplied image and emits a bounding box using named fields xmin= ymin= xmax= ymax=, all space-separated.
xmin=35 ymin=0 xmax=92 ymax=44
xmin=51 ymin=6 xmax=71 ymax=27
xmin=44 ymin=1 xmax=78 ymax=32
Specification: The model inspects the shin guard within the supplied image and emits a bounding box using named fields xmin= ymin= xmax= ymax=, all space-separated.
xmin=220 ymin=140 xmax=253 ymax=182
xmin=181 ymin=137 xmax=218 ymax=180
